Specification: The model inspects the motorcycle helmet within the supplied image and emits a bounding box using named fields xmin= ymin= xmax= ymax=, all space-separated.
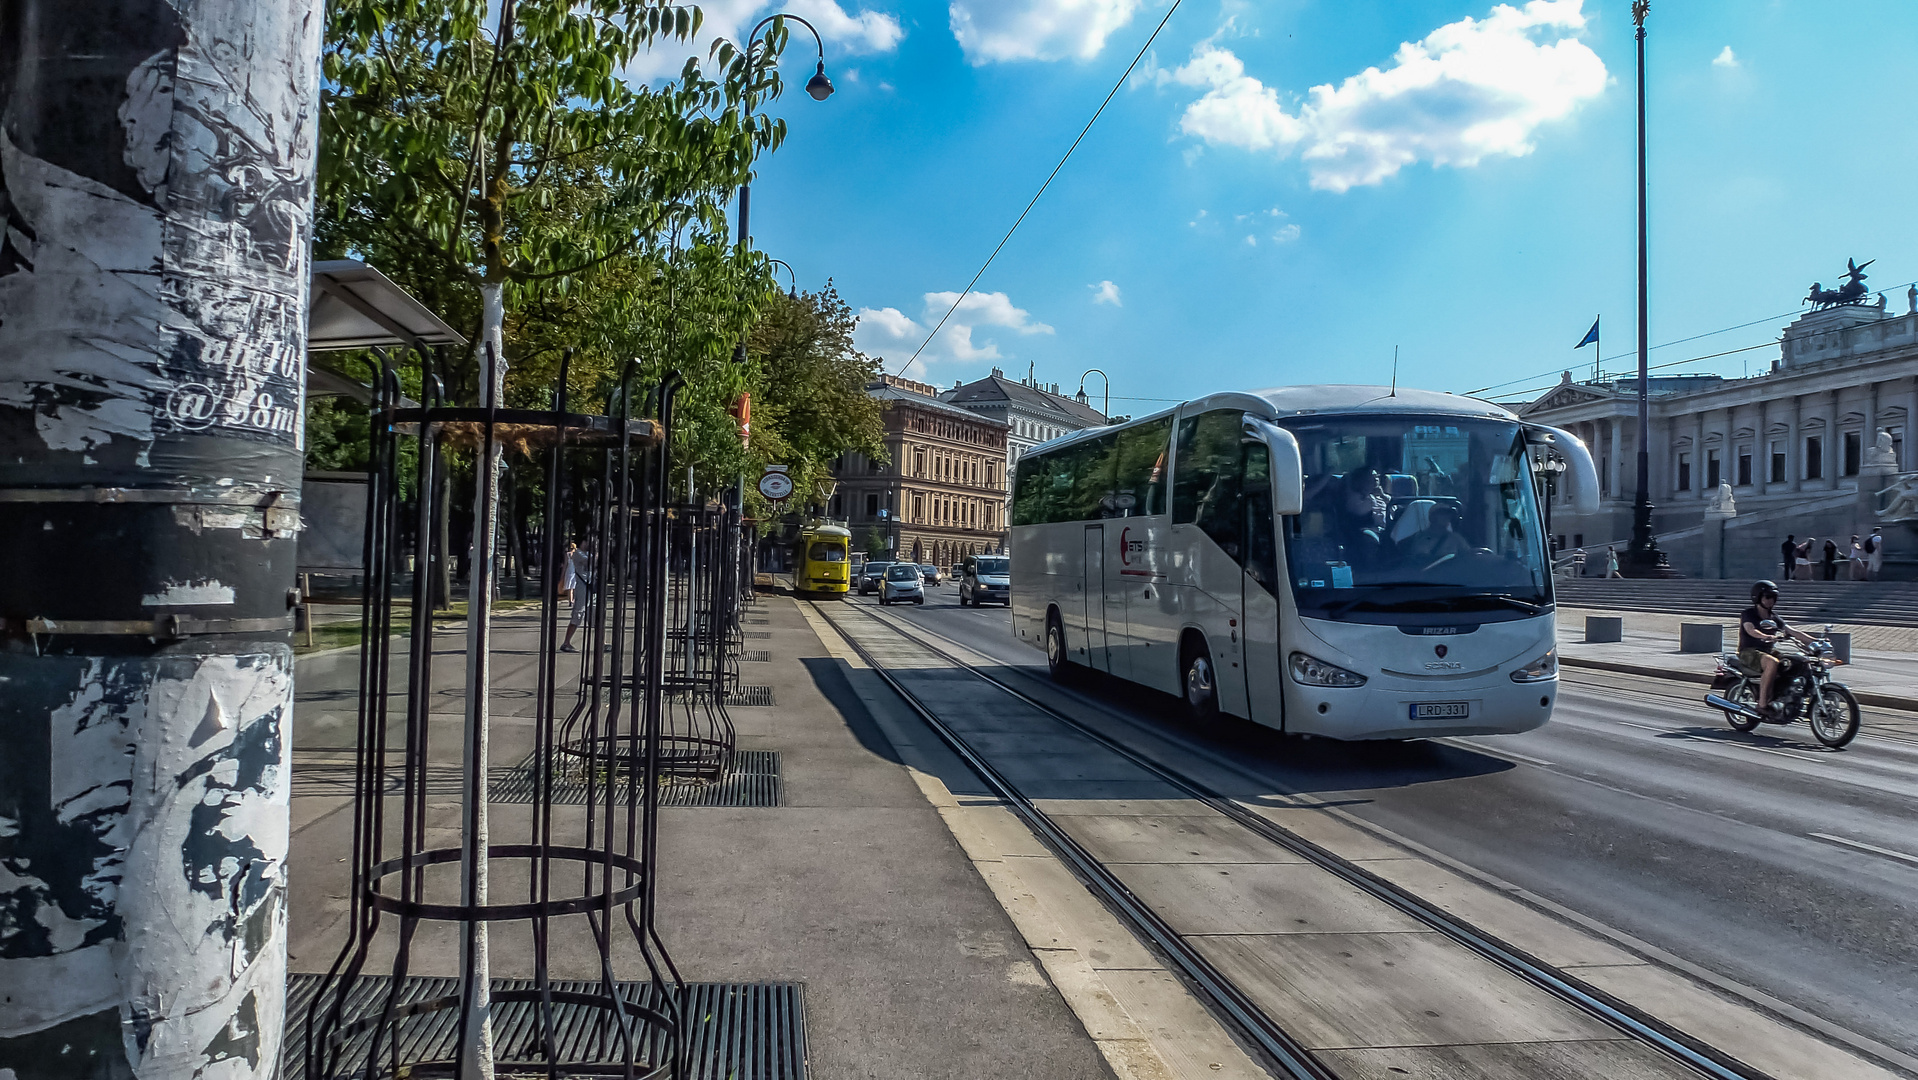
xmin=1750 ymin=580 xmax=1779 ymax=603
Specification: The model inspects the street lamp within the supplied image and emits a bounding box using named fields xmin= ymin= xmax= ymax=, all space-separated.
xmin=767 ymin=257 xmax=798 ymax=299
xmin=732 ymin=13 xmax=832 ymax=366
xmin=1077 ymin=368 xmax=1109 ymax=420
xmin=1625 ymin=0 xmax=1665 ymax=574
xmin=1533 ymin=453 xmax=1567 ymax=555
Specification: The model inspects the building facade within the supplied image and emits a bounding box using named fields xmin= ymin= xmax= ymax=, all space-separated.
xmin=828 ymin=375 xmax=1010 ymax=567
xmin=1516 ymin=294 xmax=1918 ymax=578
xmin=941 ymin=368 xmax=1111 ymax=473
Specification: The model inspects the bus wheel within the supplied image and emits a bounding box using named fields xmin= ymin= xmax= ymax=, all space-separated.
xmin=1182 ymin=642 xmax=1219 ymax=723
xmin=1046 ymin=614 xmax=1069 ymax=682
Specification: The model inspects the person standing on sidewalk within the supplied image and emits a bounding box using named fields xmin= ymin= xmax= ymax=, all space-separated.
xmin=1821 ymin=538 xmax=1839 ymax=581
xmin=1606 ymin=545 xmax=1621 ymax=578
xmin=560 ymin=539 xmax=595 ymax=652
xmin=1849 ymin=535 xmax=1868 ymax=580
xmin=1866 ymin=528 xmax=1885 ymax=580
xmin=1780 ymin=535 xmax=1796 ymax=580
xmin=1796 ymin=537 xmax=1815 ymax=581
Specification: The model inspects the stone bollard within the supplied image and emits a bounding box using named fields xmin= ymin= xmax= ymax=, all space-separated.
xmin=1679 ymin=623 xmax=1723 ymax=653
xmin=1585 ymin=615 xmax=1623 ymax=643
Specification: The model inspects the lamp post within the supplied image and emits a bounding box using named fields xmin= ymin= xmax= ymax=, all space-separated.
xmin=1626 ymin=0 xmax=1664 ymax=574
xmin=1078 ymin=368 xmax=1110 ymax=420
xmin=731 ymin=13 xmax=832 ymax=366
xmin=767 ymin=258 xmax=799 ymax=299
xmin=1534 ymin=453 xmax=1567 ymax=556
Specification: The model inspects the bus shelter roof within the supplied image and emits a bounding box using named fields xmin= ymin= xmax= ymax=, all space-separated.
xmin=309 ymin=259 xmax=466 ymax=354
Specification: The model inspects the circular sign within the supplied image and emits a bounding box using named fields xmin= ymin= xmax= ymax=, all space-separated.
xmin=757 ymin=471 xmax=794 ymax=500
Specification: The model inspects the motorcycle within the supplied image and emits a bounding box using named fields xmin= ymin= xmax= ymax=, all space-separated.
xmin=1704 ymin=629 xmax=1861 ymax=749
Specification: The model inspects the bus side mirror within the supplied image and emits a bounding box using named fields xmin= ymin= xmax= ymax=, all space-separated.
xmin=1523 ymin=424 xmax=1600 ymax=515
xmin=1244 ymin=418 xmax=1304 ymax=516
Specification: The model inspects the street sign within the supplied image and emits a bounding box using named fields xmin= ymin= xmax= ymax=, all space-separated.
xmin=757 ymin=469 xmax=794 ymax=501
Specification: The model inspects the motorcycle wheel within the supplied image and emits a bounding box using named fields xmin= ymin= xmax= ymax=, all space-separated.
xmin=1810 ymin=685 xmax=1861 ymax=749
xmin=1720 ymin=683 xmax=1761 ymax=732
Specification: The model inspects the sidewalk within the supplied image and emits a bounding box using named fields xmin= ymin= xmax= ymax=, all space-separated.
xmin=286 ymin=592 xmax=1115 ymax=1079
xmin=1556 ymin=605 xmax=1918 ymax=712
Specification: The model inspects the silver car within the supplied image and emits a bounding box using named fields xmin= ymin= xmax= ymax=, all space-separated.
xmin=960 ymin=554 xmax=1009 ymax=607
xmin=880 ymin=562 xmax=925 ymax=605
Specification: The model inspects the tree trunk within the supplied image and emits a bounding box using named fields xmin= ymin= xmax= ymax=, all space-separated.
xmin=0 ymin=2 xmax=320 ymax=1075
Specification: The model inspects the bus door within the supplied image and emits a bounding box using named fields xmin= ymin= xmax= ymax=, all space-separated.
xmin=1084 ymin=524 xmax=1112 ymax=672
xmin=1239 ymin=444 xmax=1283 ymax=726
xmin=1240 ymin=418 xmax=1303 ymax=729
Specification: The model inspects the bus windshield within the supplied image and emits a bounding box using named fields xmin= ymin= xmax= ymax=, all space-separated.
xmin=1278 ymin=415 xmax=1549 ymax=622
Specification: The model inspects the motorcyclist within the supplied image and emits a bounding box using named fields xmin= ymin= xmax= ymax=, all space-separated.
xmin=1740 ymin=580 xmax=1814 ymax=715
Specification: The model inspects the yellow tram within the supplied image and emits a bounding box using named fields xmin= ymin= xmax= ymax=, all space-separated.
xmin=795 ymin=523 xmax=852 ymax=597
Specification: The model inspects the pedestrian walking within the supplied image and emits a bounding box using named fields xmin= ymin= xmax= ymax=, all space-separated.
xmin=1865 ymin=527 xmax=1885 ymax=580
xmin=1573 ymin=547 xmax=1588 ymax=578
xmin=557 ymin=539 xmax=579 ymax=603
xmin=1849 ymin=535 xmax=1868 ymax=580
xmin=1606 ymin=545 xmax=1621 ymax=578
xmin=1780 ymin=534 xmax=1796 ymax=580
xmin=560 ymin=539 xmax=595 ymax=652
xmin=1795 ymin=537 xmax=1814 ymax=581
xmin=1821 ymin=538 xmax=1839 ymax=581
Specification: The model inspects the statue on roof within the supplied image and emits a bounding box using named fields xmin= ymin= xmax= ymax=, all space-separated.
xmin=1806 ymin=258 xmax=1874 ymax=309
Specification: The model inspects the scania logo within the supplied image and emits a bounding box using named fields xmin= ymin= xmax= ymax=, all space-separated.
xmin=1425 ymin=661 xmax=1463 ymax=670
xmin=1434 ymin=644 xmax=1448 ymax=658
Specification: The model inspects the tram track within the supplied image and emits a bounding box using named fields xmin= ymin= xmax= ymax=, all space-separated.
xmin=810 ymin=597 xmax=1779 ymax=1080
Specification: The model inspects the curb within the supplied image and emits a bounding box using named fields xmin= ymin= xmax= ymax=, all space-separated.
xmin=1561 ymin=654 xmax=1918 ymax=713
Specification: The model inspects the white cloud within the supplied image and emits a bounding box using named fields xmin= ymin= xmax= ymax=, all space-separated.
xmin=627 ymin=0 xmax=903 ymax=81
xmin=1169 ymin=0 xmax=1606 ymax=192
xmin=1089 ymin=280 xmax=1123 ymax=306
xmin=1243 ymin=234 xmax=1257 ymax=247
xmin=1712 ymin=46 xmax=1738 ymax=68
xmin=853 ymin=291 xmax=1053 ymax=377
xmin=1272 ymin=223 xmax=1301 ymax=243
xmin=949 ymin=0 xmax=1142 ymax=64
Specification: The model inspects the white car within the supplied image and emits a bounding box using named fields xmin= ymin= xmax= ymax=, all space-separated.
xmin=879 ymin=562 xmax=925 ymax=605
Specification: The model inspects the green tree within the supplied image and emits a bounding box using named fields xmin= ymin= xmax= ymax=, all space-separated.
xmin=747 ymin=282 xmax=886 ymax=513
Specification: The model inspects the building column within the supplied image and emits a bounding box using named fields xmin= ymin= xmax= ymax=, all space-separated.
xmin=1779 ymin=395 xmax=1795 ymax=494
xmin=1694 ymin=410 xmax=1707 ymax=499
xmin=1906 ymin=376 xmax=1918 ymax=470
xmin=1755 ymin=399 xmax=1769 ymax=496
xmin=1607 ymin=417 xmax=1622 ymax=503
xmin=1825 ymin=389 xmax=1841 ymax=491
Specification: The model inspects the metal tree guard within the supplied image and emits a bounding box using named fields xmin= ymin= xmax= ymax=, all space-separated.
xmin=304 ymin=349 xmax=688 ymax=1078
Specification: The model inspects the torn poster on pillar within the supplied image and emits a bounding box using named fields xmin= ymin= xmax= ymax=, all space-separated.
xmin=0 ymin=648 xmax=293 ymax=1074
xmin=0 ymin=2 xmax=319 ymax=477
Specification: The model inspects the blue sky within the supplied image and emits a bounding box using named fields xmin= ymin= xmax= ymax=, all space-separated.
xmin=649 ymin=1 xmax=1918 ymax=413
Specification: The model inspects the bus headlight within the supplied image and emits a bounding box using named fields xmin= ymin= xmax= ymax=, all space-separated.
xmin=1509 ymin=648 xmax=1558 ymax=682
xmin=1289 ymin=651 xmax=1367 ymax=687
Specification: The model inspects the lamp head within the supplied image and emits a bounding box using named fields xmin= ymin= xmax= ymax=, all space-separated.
xmin=806 ymin=60 xmax=834 ymax=101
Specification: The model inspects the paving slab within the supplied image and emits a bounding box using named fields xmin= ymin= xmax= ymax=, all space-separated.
xmin=1192 ymin=933 xmax=1634 ymax=1053
xmin=1114 ymin=861 xmax=1422 ymax=937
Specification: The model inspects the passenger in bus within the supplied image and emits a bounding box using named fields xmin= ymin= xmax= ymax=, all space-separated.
xmin=1334 ymin=467 xmax=1392 ymax=571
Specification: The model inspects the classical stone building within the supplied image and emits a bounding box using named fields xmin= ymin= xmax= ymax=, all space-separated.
xmin=941 ymin=367 xmax=1110 ymax=473
xmin=828 ymin=375 xmax=1010 ymax=566
xmin=1516 ymin=294 xmax=1918 ymax=578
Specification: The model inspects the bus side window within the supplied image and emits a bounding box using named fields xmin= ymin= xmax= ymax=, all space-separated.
xmin=1173 ymin=410 xmax=1245 ymax=525
xmin=1113 ymin=416 xmax=1173 ymax=517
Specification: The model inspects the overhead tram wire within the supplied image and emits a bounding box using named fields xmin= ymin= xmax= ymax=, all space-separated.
xmin=1464 ymin=279 xmax=1918 ymax=398
xmin=894 ymin=0 xmax=1184 ymax=377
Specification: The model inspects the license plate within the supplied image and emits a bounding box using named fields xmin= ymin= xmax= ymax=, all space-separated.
xmin=1411 ymin=702 xmax=1469 ymax=720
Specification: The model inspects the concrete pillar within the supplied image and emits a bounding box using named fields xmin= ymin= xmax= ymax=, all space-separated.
xmin=1791 ymin=395 xmax=1804 ymax=493
xmin=0 ymin=2 xmax=320 ymax=1076
xmin=1756 ymin=398 xmax=1769 ymax=496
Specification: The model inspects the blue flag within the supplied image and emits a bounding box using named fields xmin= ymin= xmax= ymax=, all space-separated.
xmin=1575 ymin=317 xmax=1600 ymax=349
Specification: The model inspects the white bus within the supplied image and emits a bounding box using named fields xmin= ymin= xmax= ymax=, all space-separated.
xmin=1007 ymin=386 xmax=1599 ymax=740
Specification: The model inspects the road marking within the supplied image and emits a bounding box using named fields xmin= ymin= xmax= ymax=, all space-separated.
xmin=1809 ymin=833 xmax=1918 ymax=868
xmin=1616 ymin=720 xmax=1665 ymax=732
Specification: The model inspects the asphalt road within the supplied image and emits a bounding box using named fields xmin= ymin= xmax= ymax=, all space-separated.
xmin=848 ymin=582 xmax=1918 ymax=1065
